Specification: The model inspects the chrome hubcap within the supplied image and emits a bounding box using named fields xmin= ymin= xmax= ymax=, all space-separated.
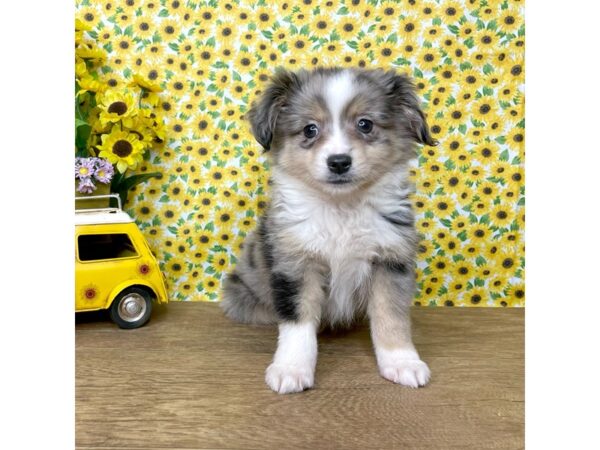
xmin=118 ymin=293 xmax=147 ymax=322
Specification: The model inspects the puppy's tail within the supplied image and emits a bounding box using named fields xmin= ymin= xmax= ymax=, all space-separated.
xmin=220 ymin=271 xmax=277 ymax=325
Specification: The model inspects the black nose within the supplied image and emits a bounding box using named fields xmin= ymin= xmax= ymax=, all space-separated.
xmin=327 ymin=154 xmax=352 ymax=174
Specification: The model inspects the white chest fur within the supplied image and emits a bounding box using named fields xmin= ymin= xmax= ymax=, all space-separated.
xmin=271 ymin=171 xmax=414 ymax=323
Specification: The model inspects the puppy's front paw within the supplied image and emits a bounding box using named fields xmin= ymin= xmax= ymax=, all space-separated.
xmin=379 ymin=359 xmax=431 ymax=388
xmin=376 ymin=348 xmax=430 ymax=388
xmin=265 ymin=363 xmax=314 ymax=394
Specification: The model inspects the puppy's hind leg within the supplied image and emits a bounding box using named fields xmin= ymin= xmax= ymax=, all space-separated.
xmin=368 ymin=261 xmax=431 ymax=388
xmin=221 ymin=271 xmax=276 ymax=325
xmin=220 ymin=235 xmax=277 ymax=325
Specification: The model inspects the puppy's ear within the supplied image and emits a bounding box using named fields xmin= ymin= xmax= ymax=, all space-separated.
xmin=247 ymin=69 xmax=299 ymax=151
xmin=380 ymin=71 xmax=438 ymax=147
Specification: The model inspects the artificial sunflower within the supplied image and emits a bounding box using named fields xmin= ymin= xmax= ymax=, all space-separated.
xmin=98 ymin=90 xmax=138 ymax=128
xmin=97 ymin=128 xmax=145 ymax=173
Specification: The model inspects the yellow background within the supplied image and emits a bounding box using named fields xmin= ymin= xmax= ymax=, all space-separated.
xmin=75 ymin=0 xmax=525 ymax=306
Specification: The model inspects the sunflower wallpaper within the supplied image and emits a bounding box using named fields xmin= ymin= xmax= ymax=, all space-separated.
xmin=75 ymin=0 xmax=525 ymax=307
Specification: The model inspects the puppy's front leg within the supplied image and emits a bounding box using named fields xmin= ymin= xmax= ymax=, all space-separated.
xmin=265 ymin=266 xmax=323 ymax=394
xmin=368 ymin=262 xmax=431 ymax=388
xmin=265 ymin=321 xmax=317 ymax=394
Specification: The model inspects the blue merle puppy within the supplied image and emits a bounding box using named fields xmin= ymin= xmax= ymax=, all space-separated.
xmin=221 ymin=67 xmax=437 ymax=394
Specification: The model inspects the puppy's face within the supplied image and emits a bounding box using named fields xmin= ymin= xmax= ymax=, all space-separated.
xmin=248 ymin=68 xmax=437 ymax=194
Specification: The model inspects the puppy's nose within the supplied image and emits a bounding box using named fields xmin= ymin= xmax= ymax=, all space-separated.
xmin=327 ymin=154 xmax=352 ymax=174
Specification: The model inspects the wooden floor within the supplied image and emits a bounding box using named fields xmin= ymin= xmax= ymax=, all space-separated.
xmin=76 ymin=303 xmax=524 ymax=450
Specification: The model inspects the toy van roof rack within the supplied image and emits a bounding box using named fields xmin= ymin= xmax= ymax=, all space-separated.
xmin=75 ymin=194 xmax=122 ymax=214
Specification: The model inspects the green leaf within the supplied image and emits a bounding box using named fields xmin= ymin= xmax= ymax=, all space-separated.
xmin=483 ymin=63 xmax=494 ymax=75
xmin=168 ymin=43 xmax=179 ymax=52
xmin=393 ymin=57 xmax=411 ymax=66
xmin=159 ymin=9 xmax=169 ymax=17
xmin=167 ymin=226 xmax=178 ymax=235
xmin=337 ymin=6 xmax=349 ymax=15
xmin=495 ymin=136 xmax=506 ymax=144
xmin=457 ymin=230 xmax=468 ymax=241
xmin=499 ymin=149 xmax=510 ymax=161
xmin=386 ymin=33 xmax=398 ymax=43
xmin=75 ymin=120 xmax=91 ymax=152
xmin=448 ymin=24 xmax=460 ymax=35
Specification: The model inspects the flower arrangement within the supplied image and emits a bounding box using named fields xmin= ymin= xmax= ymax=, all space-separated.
xmin=75 ymin=157 xmax=114 ymax=194
xmin=75 ymin=18 xmax=164 ymax=205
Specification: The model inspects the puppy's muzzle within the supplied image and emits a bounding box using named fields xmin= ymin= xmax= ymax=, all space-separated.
xmin=327 ymin=154 xmax=352 ymax=175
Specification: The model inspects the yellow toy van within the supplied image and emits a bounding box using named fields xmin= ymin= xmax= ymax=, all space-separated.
xmin=75 ymin=194 xmax=168 ymax=329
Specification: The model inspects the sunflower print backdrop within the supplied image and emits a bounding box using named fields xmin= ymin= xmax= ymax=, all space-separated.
xmin=75 ymin=0 xmax=525 ymax=306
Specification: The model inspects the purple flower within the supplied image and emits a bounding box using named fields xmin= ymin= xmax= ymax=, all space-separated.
xmin=94 ymin=159 xmax=114 ymax=184
xmin=76 ymin=177 xmax=96 ymax=194
xmin=75 ymin=157 xmax=96 ymax=180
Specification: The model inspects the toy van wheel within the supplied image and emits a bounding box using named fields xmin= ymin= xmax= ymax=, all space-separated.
xmin=110 ymin=287 xmax=153 ymax=329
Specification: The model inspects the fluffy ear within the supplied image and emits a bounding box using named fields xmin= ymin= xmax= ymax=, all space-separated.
xmin=246 ymin=69 xmax=299 ymax=151
xmin=379 ymin=71 xmax=438 ymax=147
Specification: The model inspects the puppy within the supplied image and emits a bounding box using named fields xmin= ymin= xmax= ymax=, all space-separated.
xmin=221 ymin=68 xmax=437 ymax=394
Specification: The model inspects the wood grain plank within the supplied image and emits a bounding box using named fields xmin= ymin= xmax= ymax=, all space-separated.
xmin=76 ymin=303 xmax=524 ymax=450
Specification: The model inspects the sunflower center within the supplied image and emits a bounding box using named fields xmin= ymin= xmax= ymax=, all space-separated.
xmin=112 ymin=139 xmax=133 ymax=157
xmin=108 ymin=101 xmax=128 ymax=115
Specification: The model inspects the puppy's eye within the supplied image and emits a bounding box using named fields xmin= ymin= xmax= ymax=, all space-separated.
xmin=303 ymin=124 xmax=319 ymax=139
xmin=357 ymin=119 xmax=373 ymax=134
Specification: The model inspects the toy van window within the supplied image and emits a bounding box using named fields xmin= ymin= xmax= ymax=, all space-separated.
xmin=78 ymin=234 xmax=138 ymax=261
